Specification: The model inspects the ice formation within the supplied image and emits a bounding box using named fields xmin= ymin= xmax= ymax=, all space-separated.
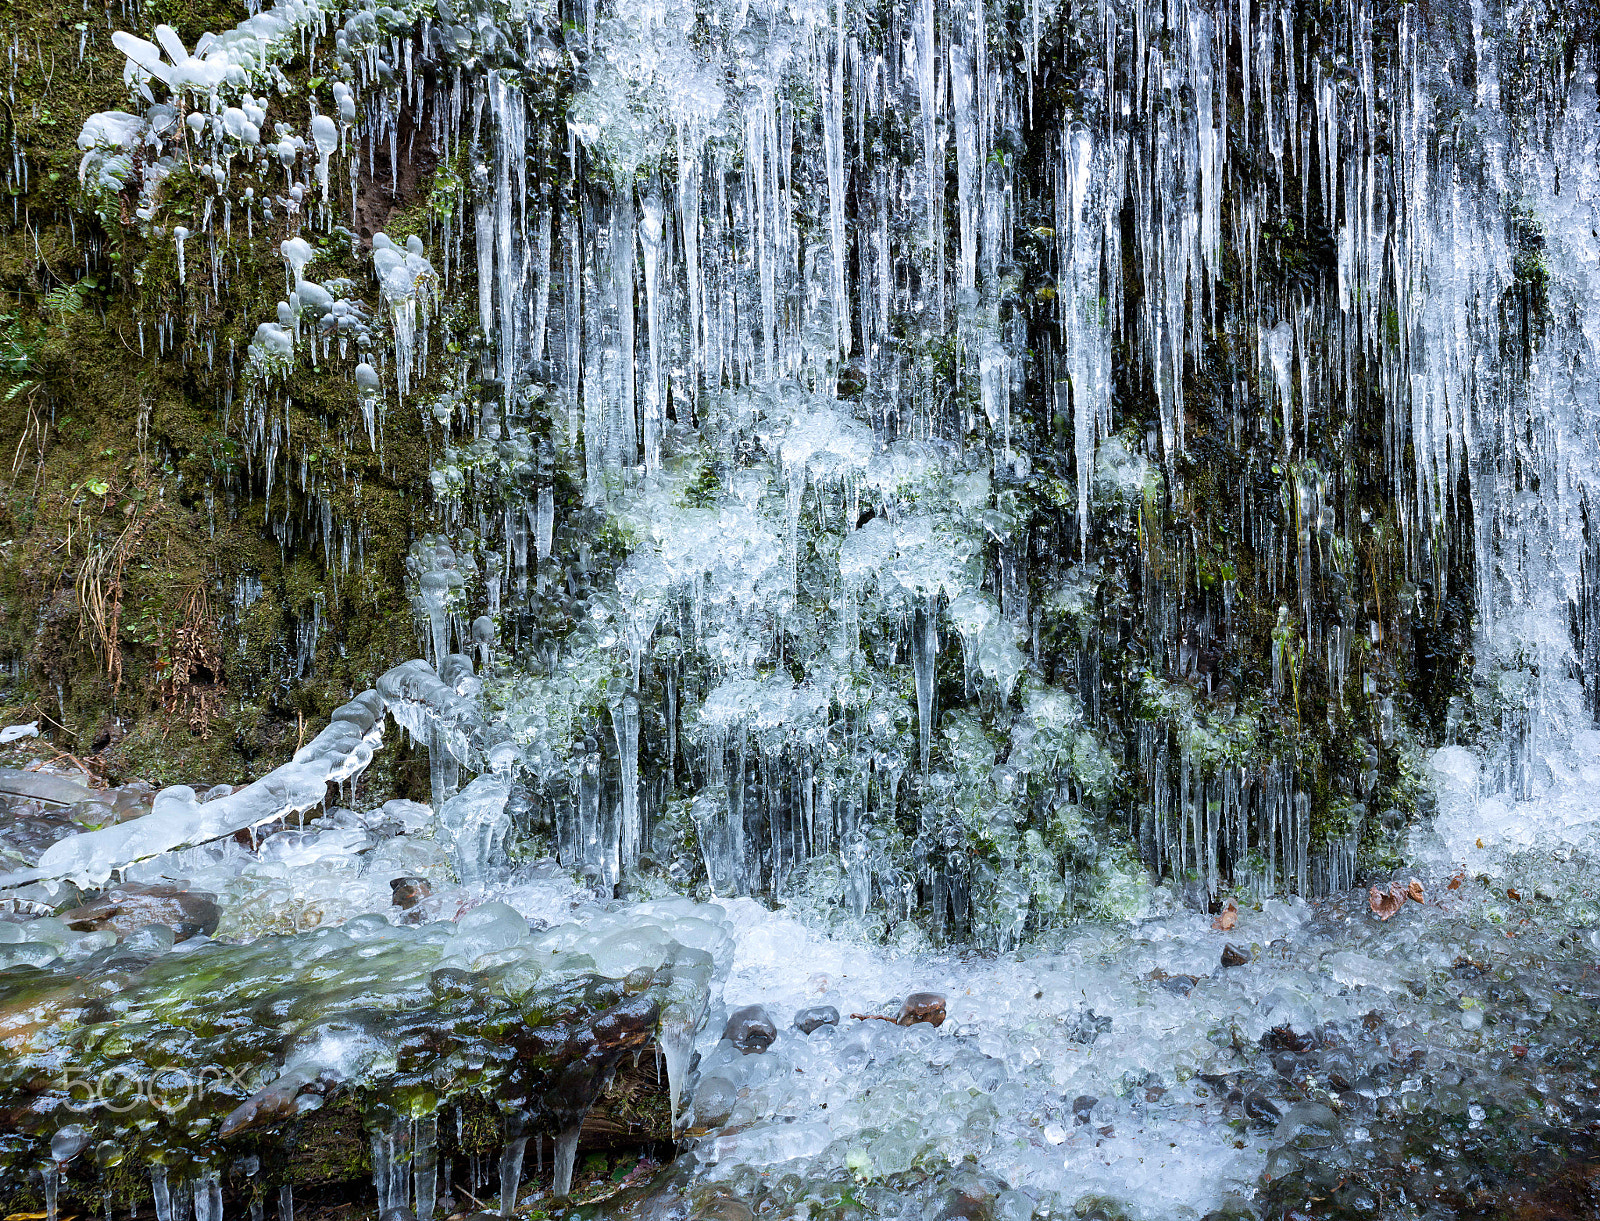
xmin=4 ymin=0 xmax=1600 ymax=1215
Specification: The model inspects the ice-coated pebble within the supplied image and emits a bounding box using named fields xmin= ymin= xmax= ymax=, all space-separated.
xmin=897 ymin=992 xmax=947 ymax=1026
xmin=389 ymin=877 xmax=430 ymax=910
xmin=722 ymin=1004 xmax=777 ymax=1054
xmin=793 ymin=1004 xmax=839 ymax=1035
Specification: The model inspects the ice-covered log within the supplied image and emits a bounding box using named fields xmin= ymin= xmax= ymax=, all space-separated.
xmin=0 ymin=692 xmax=384 ymax=889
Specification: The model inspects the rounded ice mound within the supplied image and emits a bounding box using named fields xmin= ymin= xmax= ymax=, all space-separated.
xmin=450 ymin=900 xmax=530 ymax=957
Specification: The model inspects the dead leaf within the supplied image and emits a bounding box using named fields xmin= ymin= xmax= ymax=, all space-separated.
xmin=1406 ymin=878 xmax=1424 ymax=903
xmin=1476 ymin=837 xmax=1485 ymax=849
xmin=1369 ymin=883 xmax=1406 ymax=921
xmin=1448 ymin=872 xmax=1464 ymax=890
xmin=1506 ymin=888 xmax=1521 ymax=901
xmin=1212 ymin=899 xmax=1238 ymax=931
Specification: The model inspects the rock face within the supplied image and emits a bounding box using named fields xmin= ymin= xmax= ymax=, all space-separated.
xmin=57 ymin=883 xmax=219 ymax=941
xmin=897 ymin=993 xmax=947 ymax=1027
xmin=722 ymin=1005 xmax=777 ymax=1054
xmin=792 ymin=1004 xmax=840 ymax=1035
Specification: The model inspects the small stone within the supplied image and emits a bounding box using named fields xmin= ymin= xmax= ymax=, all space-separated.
xmin=1071 ymin=1095 xmax=1098 ymax=1124
xmin=1244 ymin=1091 xmax=1283 ymax=1123
xmin=722 ymin=1004 xmax=776 ymax=1054
xmin=793 ymin=1004 xmax=840 ymax=1035
xmin=1221 ymin=943 xmax=1251 ymax=967
xmin=390 ymin=876 xmax=431 ymax=909
xmin=896 ymin=992 xmax=946 ymax=1027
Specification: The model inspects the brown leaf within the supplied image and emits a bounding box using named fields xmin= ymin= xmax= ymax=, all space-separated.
xmin=1506 ymin=888 xmax=1521 ymax=902
xmin=1369 ymin=883 xmax=1406 ymax=921
xmin=1448 ymin=872 xmax=1464 ymax=891
xmin=1406 ymin=878 xmax=1425 ymax=903
xmin=1212 ymin=899 xmax=1238 ymax=931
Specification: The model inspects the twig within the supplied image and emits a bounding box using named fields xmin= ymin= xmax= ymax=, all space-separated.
xmin=34 ymin=749 xmax=106 ymax=782
xmin=455 ymin=1187 xmax=492 ymax=1212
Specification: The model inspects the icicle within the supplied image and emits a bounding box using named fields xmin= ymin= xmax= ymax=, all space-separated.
xmin=152 ymin=1167 xmax=172 ymax=1221
xmin=550 ymin=1125 xmax=581 ymax=1199
xmin=535 ymin=487 xmax=554 ymax=562
xmin=192 ymin=1173 xmax=222 ymax=1221
xmin=913 ymin=597 xmax=938 ymax=770
xmin=497 ymin=1133 xmax=528 ymax=1214
xmin=611 ymin=691 xmax=642 ymax=874
xmin=413 ymin=1115 xmax=438 ymax=1221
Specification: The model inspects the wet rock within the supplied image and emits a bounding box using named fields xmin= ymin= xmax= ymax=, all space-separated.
xmin=793 ymin=1004 xmax=839 ymax=1035
xmin=1264 ymin=1025 xmax=1316 ymax=1053
xmin=1149 ymin=970 xmax=1199 ymax=996
xmin=1221 ymin=943 xmax=1251 ymax=967
xmin=57 ymin=883 xmax=219 ymax=941
xmin=1244 ymin=1091 xmax=1283 ymax=1123
xmin=897 ymin=992 xmax=947 ymax=1026
xmin=390 ymin=876 xmax=431 ymax=909
xmin=722 ymin=1004 xmax=776 ymax=1053
xmin=1272 ymin=1051 xmax=1304 ymax=1079
xmin=1071 ymin=1094 xmax=1098 ymax=1124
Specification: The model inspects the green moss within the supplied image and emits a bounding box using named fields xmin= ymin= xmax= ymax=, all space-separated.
xmin=0 ymin=4 xmax=451 ymax=798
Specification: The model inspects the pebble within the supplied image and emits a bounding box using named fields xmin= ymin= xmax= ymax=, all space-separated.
xmin=897 ymin=992 xmax=947 ymax=1026
xmin=390 ymin=876 xmax=431 ymax=909
xmin=722 ymin=1004 xmax=776 ymax=1054
xmin=793 ymin=1004 xmax=840 ymax=1035
xmin=1221 ymin=943 xmax=1251 ymax=967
